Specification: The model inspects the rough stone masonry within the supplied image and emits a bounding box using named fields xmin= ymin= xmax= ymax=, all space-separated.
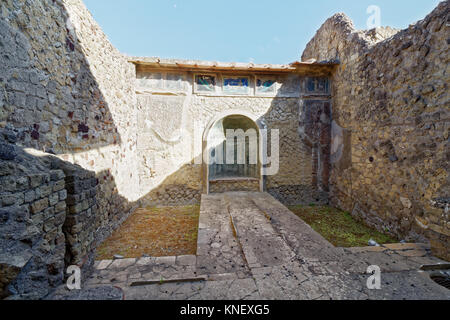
xmin=0 ymin=0 xmax=448 ymax=299
xmin=302 ymin=0 xmax=449 ymax=261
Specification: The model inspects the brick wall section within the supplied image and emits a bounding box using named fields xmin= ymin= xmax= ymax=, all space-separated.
xmin=52 ymin=159 xmax=97 ymax=268
xmin=0 ymin=0 xmax=139 ymax=234
xmin=302 ymin=1 xmax=449 ymax=260
xmin=0 ymin=0 xmax=140 ymax=298
xmin=0 ymin=133 xmax=67 ymax=299
xmin=143 ymin=185 xmax=202 ymax=207
xmin=0 ymin=129 xmax=107 ymax=299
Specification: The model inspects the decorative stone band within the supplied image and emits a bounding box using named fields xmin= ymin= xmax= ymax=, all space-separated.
xmin=209 ymin=178 xmax=260 ymax=193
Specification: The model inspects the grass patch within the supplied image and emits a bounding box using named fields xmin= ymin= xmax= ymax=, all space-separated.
xmin=96 ymin=205 xmax=200 ymax=260
xmin=288 ymin=205 xmax=398 ymax=247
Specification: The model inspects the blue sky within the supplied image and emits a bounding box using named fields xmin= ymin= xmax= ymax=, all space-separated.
xmin=84 ymin=0 xmax=441 ymax=64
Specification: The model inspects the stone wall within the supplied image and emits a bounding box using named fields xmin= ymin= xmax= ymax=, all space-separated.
xmin=0 ymin=126 xmax=130 ymax=299
xmin=0 ymin=0 xmax=140 ymax=298
xmin=53 ymin=159 xmax=97 ymax=268
xmin=209 ymin=179 xmax=260 ymax=194
xmin=135 ymin=69 xmax=333 ymax=206
xmin=0 ymin=0 xmax=139 ymax=209
xmin=136 ymin=92 xmax=322 ymax=206
xmin=3 ymin=0 xmax=446 ymax=299
xmin=0 ymin=132 xmax=67 ymax=299
xmin=302 ymin=1 xmax=449 ymax=260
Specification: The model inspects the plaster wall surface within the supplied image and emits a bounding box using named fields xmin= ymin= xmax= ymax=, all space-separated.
xmin=134 ymin=70 xmax=332 ymax=206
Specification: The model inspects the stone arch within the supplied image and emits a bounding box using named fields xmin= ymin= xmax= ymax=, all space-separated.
xmin=202 ymin=110 xmax=267 ymax=194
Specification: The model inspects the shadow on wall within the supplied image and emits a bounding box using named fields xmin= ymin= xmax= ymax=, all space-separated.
xmin=259 ymin=73 xmax=333 ymax=205
xmin=139 ymin=163 xmax=203 ymax=207
xmin=0 ymin=1 xmax=366 ymax=298
xmin=1 ymin=0 xmax=141 ymax=198
xmin=0 ymin=129 xmax=136 ymax=299
xmin=0 ymin=0 xmax=138 ymax=299
xmin=0 ymin=3 xmax=123 ymax=153
xmin=301 ymin=1 xmax=449 ymax=260
xmin=0 ymin=0 xmax=343 ymax=299
xmin=136 ymin=67 xmax=336 ymax=208
xmin=0 ymin=0 xmax=335 ymax=300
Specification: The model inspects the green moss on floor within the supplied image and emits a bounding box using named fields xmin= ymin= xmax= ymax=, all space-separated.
xmin=288 ymin=205 xmax=398 ymax=247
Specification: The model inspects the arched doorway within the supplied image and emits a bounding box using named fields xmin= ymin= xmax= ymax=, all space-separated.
xmin=203 ymin=112 xmax=265 ymax=194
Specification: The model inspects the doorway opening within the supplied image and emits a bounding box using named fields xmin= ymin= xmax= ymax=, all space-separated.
xmin=204 ymin=114 xmax=263 ymax=193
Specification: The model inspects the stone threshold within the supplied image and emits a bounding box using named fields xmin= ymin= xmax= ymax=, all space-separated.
xmin=420 ymin=263 xmax=450 ymax=271
xmin=94 ymin=254 xmax=197 ymax=270
xmin=130 ymin=276 xmax=207 ymax=287
xmin=209 ymin=177 xmax=259 ymax=182
xmin=345 ymin=242 xmax=431 ymax=257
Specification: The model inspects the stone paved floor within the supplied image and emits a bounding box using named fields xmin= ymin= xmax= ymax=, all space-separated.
xmin=54 ymin=192 xmax=449 ymax=300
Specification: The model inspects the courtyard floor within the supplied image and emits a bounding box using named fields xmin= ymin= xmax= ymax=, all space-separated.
xmin=288 ymin=205 xmax=398 ymax=247
xmin=50 ymin=192 xmax=449 ymax=300
xmin=96 ymin=205 xmax=199 ymax=259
